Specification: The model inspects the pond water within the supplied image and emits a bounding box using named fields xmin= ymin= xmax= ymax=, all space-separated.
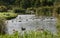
xmin=6 ymin=15 xmax=57 ymax=34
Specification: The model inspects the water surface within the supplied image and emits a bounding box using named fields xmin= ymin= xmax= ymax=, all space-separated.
xmin=6 ymin=15 xmax=57 ymax=34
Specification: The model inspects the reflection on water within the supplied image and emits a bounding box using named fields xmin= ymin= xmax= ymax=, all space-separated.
xmin=6 ymin=15 xmax=57 ymax=34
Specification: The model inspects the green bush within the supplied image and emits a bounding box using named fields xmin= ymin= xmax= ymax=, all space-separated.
xmin=0 ymin=6 xmax=8 ymax=12
xmin=0 ymin=17 xmax=6 ymax=35
xmin=0 ymin=13 xmax=18 ymax=20
xmin=14 ymin=8 xmax=26 ymax=14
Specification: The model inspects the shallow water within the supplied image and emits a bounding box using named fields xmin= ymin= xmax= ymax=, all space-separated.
xmin=6 ymin=15 xmax=57 ymax=34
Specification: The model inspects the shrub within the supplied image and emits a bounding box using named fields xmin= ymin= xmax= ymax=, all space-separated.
xmin=14 ymin=9 xmax=26 ymax=14
xmin=57 ymin=7 xmax=60 ymax=14
xmin=0 ymin=17 xmax=6 ymax=35
xmin=0 ymin=13 xmax=18 ymax=20
xmin=0 ymin=6 xmax=8 ymax=12
xmin=42 ymin=0 xmax=54 ymax=6
xmin=7 ymin=6 xmax=12 ymax=10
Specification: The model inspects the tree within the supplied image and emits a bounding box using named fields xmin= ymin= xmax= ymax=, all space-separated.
xmin=35 ymin=0 xmax=41 ymax=7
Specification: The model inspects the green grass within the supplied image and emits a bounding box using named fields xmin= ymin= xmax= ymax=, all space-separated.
xmin=0 ymin=13 xmax=18 ymax=20
xmin=56 ymin=17 xmax=60 ymax=32
xmin=0 ymin=31 xmax=59 ymax=38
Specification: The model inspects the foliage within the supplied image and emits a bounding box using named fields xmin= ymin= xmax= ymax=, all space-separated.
xmin=0 ymin=13 xmax=18 ymax=20
xmin=0 ymin=6 xmax=8 ymax=12
xmin=57 ymin=7 xmax=60 ymax=14
xmin=0 ymin=17 xmax=6 ymax=34
xmin=14 ymin=8 xmax=26 ymax=14
xmin=0 ymin=0 xmax=57 ymax=17
xmin=0 ymin=0 xmax=55 ymax=8
xmin=0 ymin=31 xmax=59 ymax=38
xmin=56 ymin=18 xmax=60 ymax=32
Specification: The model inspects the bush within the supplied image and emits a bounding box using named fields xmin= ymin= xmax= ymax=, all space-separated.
xmin=7 ymin=6 xmax=12 ymax=10
xmin=42 ymin=0 xmax=54 ymax=6
xmin=0 ymin=6 xmax=8 ymax=12
xmin=0 ymin=17 xmax=6 ymax=35
xmin=14 ymin=9 xmax=26 ymax=14
xmin=0 ymin=13 xmax=18 ymax=20
xmin=57 ymin=7 xmax=60 ymax=14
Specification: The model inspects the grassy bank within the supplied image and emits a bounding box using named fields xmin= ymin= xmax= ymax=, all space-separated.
xmin=0 ymin=31 xmax=60 ymax=38
xmin=0 ymin=17 xmax=59 ymax=38
xmin=0 ymin=13 xmax=18 ymax=20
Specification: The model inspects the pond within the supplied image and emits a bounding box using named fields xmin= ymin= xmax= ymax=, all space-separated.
xmin=6 ymin=15 xmax=57 ymax=34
